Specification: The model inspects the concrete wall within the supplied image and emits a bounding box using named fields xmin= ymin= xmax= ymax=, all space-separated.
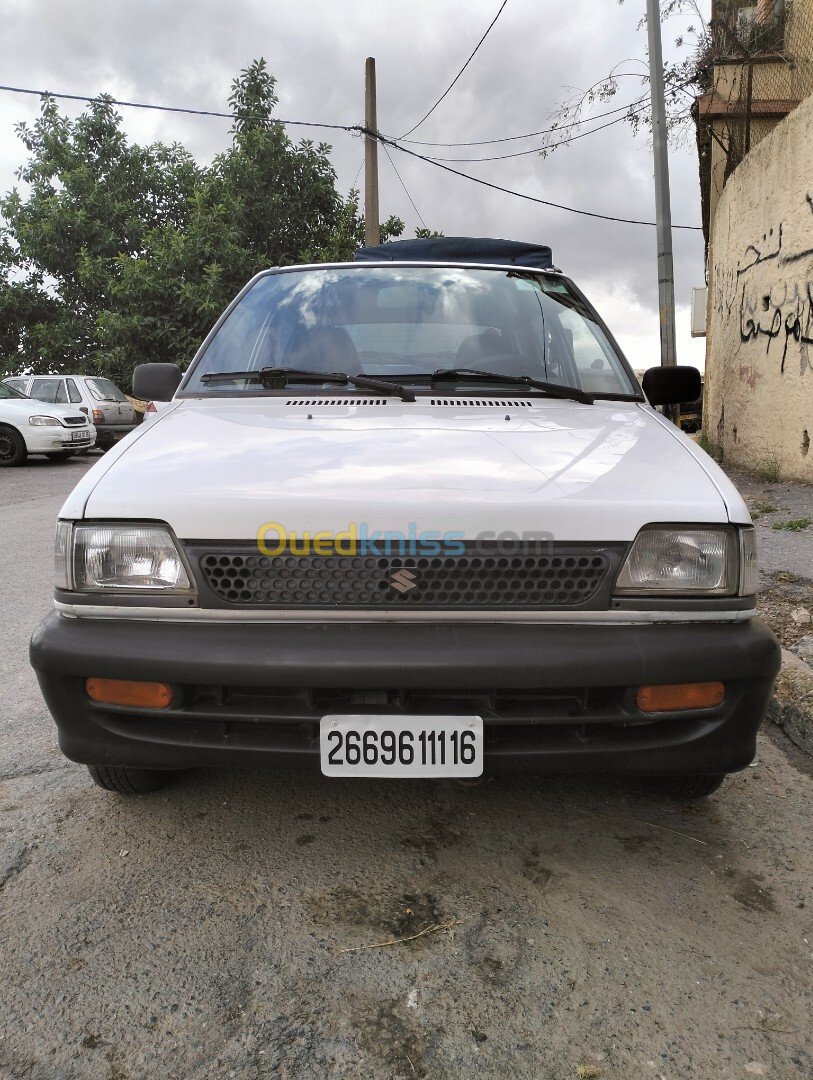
xmin=705 ymin=90 xmax=813 ymax=483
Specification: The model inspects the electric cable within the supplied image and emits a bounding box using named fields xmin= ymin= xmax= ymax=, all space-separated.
xmin=380 ymin=141 xmax=429 ymax=231
xmin=422 ymin=97 xmax=654 ymax=162
xmin=0 ymin=83 xmax=359 ymax=133
xmin=0 ymin=80 xmax=702 ymax=229
xmin=399 ymin=0 xmax=509 ymax=138
xmin=372 ymin=130 xmax=703 ymax=230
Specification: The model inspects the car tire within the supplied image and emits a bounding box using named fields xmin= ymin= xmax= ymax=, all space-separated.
xmin=45 ymin=451 xmax=76 ymax=461
xmin=646 ymin=773 xmax=726 ymax=800
xmin=0 ymin=425 xmax=27 ymax=467
xmin=86 ymin=765 xmax=174 ymax=794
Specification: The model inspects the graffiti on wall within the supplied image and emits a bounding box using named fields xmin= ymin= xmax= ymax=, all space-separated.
xmin=718 ymin=194 xmax=813 ymax=375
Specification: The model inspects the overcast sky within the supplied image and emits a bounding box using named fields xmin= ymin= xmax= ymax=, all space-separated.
xmin=0 ymin=0 xmax=709 ymax=371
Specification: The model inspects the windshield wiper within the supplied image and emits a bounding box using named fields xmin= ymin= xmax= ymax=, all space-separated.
xmin=430 ymin=368 xmax=594 ymax=405
xmin=199 ymin=367 xmax=416 ymax=402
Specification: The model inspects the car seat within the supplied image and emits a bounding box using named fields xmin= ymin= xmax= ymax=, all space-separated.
xmin=286 ymin=326 xmax=363 ymax=375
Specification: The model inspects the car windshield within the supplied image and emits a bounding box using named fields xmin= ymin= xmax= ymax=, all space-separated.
xmin=184 ymin=265 xmax=639 ymax=398
xmin=85 ymin=377 xmax=128 ymax=402
xmin=0 ymin=382 xmax=27 ymax=399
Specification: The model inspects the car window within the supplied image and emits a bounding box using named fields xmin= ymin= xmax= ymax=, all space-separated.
xmin=186 ymin=266 xmax=639 ymax=397
xmin=85 ymin=377 xmax=128 ymax=402
xmin=30 ymin=378 xmax=68 ymax=404
xmin=66 ymin=378 xmax=83 ymax=404
xmin=0 ymin=382 xmax=27 ymax=399
xmin=555 ymin=307 xmax=631 ymax=394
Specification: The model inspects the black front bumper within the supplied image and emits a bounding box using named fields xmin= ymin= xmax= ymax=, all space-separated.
xmin=30 ymin=612 xmax=781 ymax=776
xmin=95 ymin=426 xmax=136 ymax=449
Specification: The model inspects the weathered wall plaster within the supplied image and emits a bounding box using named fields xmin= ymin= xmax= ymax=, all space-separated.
xmin=705 ymin=91 xmax=813 ymax=483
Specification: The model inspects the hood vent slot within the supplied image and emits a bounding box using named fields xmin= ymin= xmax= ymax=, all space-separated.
xmin=285 ymin=399 xmax=388 ymax=407
xmin=430 ymin=398 xmax=532 ymax=407
xmin=283 ymin=398 xmax=534 ymax=408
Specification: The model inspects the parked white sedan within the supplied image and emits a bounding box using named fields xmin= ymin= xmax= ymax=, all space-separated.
xmin=0 ymin=382 xmax=96 ymax=466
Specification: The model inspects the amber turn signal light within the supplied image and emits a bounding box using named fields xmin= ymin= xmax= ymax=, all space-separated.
xmin=636 ymin=682 xmax=725 ymax=712
xmin=86 ymin=678 xmax=173 ymax=709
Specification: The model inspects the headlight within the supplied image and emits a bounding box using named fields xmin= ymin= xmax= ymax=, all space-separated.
xmin=615 ymin=526 xmax=739 ymax=595
xmin=71 ymin=524 xmax=193 ymax=592
xmin=29 ymin=415 xmax=61 ymax=427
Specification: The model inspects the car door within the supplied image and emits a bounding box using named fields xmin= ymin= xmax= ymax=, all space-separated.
xmin=28 ymin=377 xmax=70 ymax=406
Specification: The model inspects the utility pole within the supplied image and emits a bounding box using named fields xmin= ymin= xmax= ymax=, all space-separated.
xmin=646 ymin=0 xmax=679 ymax=421
xmin=364 ymin=57 xmax=380 ymax=248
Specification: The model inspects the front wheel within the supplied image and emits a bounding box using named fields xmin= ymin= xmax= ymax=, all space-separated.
xmin=0 ymin=425 xmax=27 ymax=467
xmin=87 ymin=765 xmax=174 ymax=794
xmin=646 ymin=773 xmax=726 ymax=800
xmin=45 ymin=450 xmax=75 ymax=461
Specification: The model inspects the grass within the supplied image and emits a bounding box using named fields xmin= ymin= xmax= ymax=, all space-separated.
xmin=697 ymin=434 xmax=724 ymax=463
xmin=773 ymin=570 xmax=805 ymax=584
xmin=751 ymin=501 xmax=779 ymax=520
xmin=754 ymin=452 xmax=781 ymax=484
xmin=771 ymin=518 xmax=812 ymax=532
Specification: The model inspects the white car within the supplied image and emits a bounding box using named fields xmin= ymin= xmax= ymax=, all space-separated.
xmin=29 ymin=237 xmax=781 ymax=799
xmin=3 ymin=373 xmax=136 ymax=450
xmin=0 ymin=381 xmax=96 ymax=465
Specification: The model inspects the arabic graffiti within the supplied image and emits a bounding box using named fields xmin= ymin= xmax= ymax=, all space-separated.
xmin=732 ymin=194 xmax=813 ymax=376
xmin=739 ymin=278 xmax=813 ymax=374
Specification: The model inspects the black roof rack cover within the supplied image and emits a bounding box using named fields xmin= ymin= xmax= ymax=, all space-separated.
xmin=354 ymin=236 xmax=555 ymax=270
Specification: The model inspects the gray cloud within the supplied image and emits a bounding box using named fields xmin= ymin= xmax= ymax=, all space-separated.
xmin=0 ymin=0 xmax=708 ymax=369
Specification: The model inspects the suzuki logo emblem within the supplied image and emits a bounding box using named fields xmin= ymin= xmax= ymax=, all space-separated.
xmin=390 ymin=568 xmax=418 ymax=594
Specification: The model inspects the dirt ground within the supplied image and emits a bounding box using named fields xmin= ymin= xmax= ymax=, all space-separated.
xmin=2 ymin=746 xmax=812 ymax=1080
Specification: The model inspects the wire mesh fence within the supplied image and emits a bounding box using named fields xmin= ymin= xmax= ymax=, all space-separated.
xmin=707 ymin=0 xmax=813 ymax=179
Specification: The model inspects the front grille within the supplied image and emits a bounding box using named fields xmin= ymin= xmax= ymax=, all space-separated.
xmin=185 ymin=683 xmax=631 ymax=724
xmin=61 ymin=415 xmax=87 ymax=427
xmin=192 ymin=543 xmax=622 ymax=610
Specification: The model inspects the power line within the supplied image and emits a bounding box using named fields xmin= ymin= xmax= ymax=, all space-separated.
xmin=351 ymin=155 xmax=365 ymax=191
xmin=0 ymin=80 xmax=702 ymax=231
xmin=389 ymin=71 xmax=697 ymax=151
xmin=422 ymin=97 xmax=654 ymax=162
xmin=372 ymin=130 xmax=702 ymax=230
xmin=380 ymin=141 xmax=428 ymax=230
xmin=0 ymin=83 xmax=359 ymax=134
xmin=0 ymin=76 xmax=657 ymax=152
xmin=399 ymin=0 xmax=509 ymax=139
xmin=393 ymin=79 xmax=654 ymax=147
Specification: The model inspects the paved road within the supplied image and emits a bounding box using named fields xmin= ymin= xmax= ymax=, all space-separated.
xmin=1 ymin=461 xmax=812 ymax=1080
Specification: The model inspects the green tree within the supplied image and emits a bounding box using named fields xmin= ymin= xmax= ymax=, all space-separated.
xmin=0 ymin=95 xmax=201 ymax=378
xmin=0 ymin=59 xmax=409 ymax=385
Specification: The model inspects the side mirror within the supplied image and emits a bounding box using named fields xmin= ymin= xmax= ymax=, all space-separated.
xmin=133 ymin=363 xmax=183 ymax=402
xmin=642 ymin=365 xmax=701 ymax=407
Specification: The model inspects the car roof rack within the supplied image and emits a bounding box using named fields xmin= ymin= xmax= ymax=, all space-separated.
xmin=353 ymin=236 xmax=558 ymax=271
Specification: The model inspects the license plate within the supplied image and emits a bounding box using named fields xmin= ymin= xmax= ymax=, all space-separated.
xmin=320 ymin=715 xmax=483 ymax=777
xmin=114 ymin=431 xmax=126 ymax=440
xmin=70 ymin=431 xmax=89 ymax=442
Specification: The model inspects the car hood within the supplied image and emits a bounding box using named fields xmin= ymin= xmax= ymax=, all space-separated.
xmin=62 ymin=397 xmax=748 ymax=540
xmin=0 ymin=398 xmax=86 ymax=422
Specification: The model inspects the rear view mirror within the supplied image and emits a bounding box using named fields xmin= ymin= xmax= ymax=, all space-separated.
xmin=133 ymin=363 xmax=183 ymax=402
xmin=642 ymin=365 xmax=701 ymax=406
